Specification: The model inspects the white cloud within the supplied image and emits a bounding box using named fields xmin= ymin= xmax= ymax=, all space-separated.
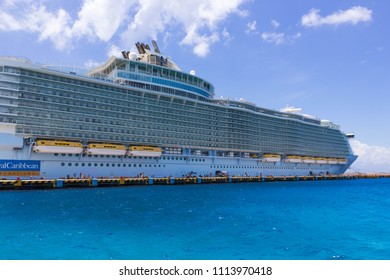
xmin=301 ymin=6 xmax=373 ymax=27
xmin=72 ymin=0 xmax=134 ymax=42
xmin=222 ymin=27 xmax=233 ymax=45
xmin=261 ymin=32 xmax=301 ymax=46
xmin=271 ymin=19 xmax=280 ymax=28
xmin=0 ymin=0 xmax=247 ymax=56
xmin=349 ymin=140 xmax=390 ymax=173
xmin=245 ymin=20 xmax=257 ymax=34
xmin=107 ymin=44 xmax=122 ymax=58
xmin=261 ymin=32 xmax=285 ymax=45
xmin=84 ymin=59 xmax=102 ymax=68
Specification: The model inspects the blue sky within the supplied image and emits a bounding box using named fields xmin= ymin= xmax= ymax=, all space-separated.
xmin=1 ymin=0 xmax=389 ymax=172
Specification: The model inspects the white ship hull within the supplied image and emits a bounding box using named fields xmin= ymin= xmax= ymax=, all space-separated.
xmin=0 ymin=142 xmax=354 ymax=179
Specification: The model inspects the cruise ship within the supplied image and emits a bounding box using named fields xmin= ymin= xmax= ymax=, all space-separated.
xmin=0 ymin=41 xmax=357 ymax=179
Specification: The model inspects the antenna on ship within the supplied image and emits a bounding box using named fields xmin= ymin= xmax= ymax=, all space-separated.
xmin=152 ymin=40 xmax=161 ymax=54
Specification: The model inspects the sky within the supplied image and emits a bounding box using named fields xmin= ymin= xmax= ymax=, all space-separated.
xmin=0 ymin=0 xmax=389 ymax=173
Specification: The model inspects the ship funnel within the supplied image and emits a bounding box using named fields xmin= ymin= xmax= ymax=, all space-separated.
xmin=141 ymin=43 xmax=148 ymax=53
xmin=152 ymin=40 xmax=161 ymax=54
xmin=136 ymin=42 xmax=145 ymax=54
xmin=121 ymin=50 xmax=130 ymax=59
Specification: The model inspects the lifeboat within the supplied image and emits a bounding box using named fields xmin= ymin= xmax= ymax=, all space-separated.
xmin=302 ymin=156 xmax=316 ymax=164
xmin=262 ymin=154 xmax=281 ymax=162
xmin=327 ymin=158 xmax=338 ymax=164
xmin=337 ymin=158 xmax=348 ymax=164
xmin=128 ymin=146 xmax=162 ymax=157
xmin=315 ymin=157 xmax=327 ymax=164
xmin=33 ymin=140 xmax=83 ymax=154
xmin=284 ymin=155 xmax=303 ymax=163
xmin=86 ymin=143 xmax=127 ymax=156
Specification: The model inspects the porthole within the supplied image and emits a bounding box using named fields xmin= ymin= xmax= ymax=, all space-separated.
xmin=61 ymin=162 xmax=65 ymax=166
xmin=112 ymin=163 xmax=115 ymax=167
xmin=75 ymin=163 xmax=79 ymax=167
xmin=88 ymin=163 xmax=92 ymax=167
xmin=100 ymin=163 xmax=103 ymax=167
xmin=68 ymin=163 xmax=72 ymax=166
xmin=106 ymin=163 xmax=109 ymax=167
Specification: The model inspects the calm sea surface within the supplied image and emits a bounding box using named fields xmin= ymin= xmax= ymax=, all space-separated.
xmin=1 ymin=179 xmax=390 ymax=260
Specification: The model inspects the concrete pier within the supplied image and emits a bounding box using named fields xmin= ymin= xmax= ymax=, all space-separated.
xmin=1 ymin=173 xmax=389 ymax=191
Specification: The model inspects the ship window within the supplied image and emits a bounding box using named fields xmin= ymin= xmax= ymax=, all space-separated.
xmin=61 ymin=153 xmax=65 ymax=156
xmin=100 ymin=163 xmax=104 ymax=167
xmin=54 ymin=153 xmax=58 ymax=156
xmin=88 ymin=163 xmax=91 ymax=167
xmin=68 ymin=163 xmax=72 ymax=166
xmin=112 ymin=164 xmax=115 ymax=167
xmin=68 ymin=154 xmax=72 ymax=157
xmin=75 ymin=163 xmax=79 ymax=167
xmin=123 ymin=164 xmax=126 ymax=167
xmin=61 ymin=163 xmax=65 ymax=166
xmin=106 ymin=163 xmax=109 ymax=167
xmin=133 ymin=164 xmax=136 ymax=167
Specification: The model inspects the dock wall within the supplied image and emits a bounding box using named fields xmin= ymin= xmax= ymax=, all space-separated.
xmin=1 ymin=174 xmax=390 ymax=190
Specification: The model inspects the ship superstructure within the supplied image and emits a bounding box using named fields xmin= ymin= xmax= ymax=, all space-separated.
xmin=0 ymin=41 xmax=356 ymax=179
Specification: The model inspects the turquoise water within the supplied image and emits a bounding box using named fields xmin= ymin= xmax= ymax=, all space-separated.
xmin=1 ymin=179 xmax=390 ymax=260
